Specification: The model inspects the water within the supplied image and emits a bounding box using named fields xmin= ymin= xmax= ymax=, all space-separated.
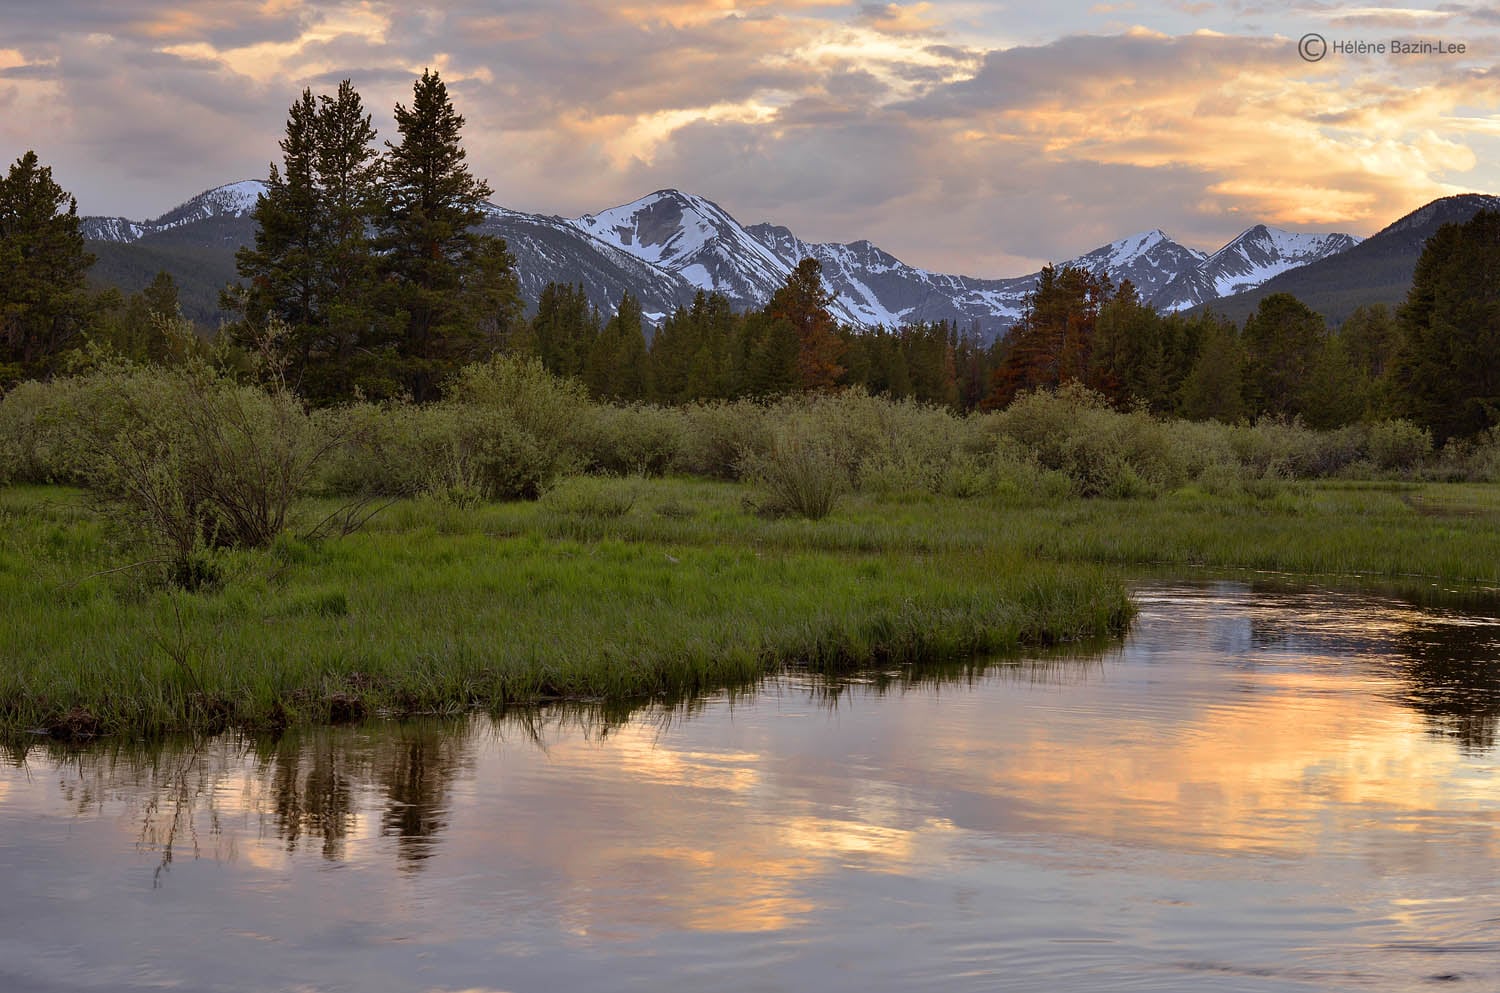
xmin=2 ymin=583 xmax=1498 ymax=992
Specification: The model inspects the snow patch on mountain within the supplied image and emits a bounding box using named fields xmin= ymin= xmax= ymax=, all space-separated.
xmin=1152 ymin=224 xmax=1361 ymax=312
xmin=82 ymin=181 xmax=268 ymax=243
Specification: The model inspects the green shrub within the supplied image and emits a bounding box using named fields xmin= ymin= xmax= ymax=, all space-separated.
xmin=25 ymin=363 xmax=339 ymax=584
xmin=1366 ymin=419 xmax=1433 ymax=472
xmin=983 ymin=384 xmax=1188 ymax=497
xmin=319 ymin=361 xmax=588 ymax=503
xmin=0 ymin=378 xmax=90 ymax=485
xmin=740 ymin=413 xmax=848 ymax=519
xmin=542 ymin=476 xmax=638 ymax=519
xmin=676 ymin=399 xmax=773 ymax=480
xmin=580 ymin=403 xmax=688 ymax=476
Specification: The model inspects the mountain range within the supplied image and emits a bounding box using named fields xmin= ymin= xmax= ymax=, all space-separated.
xmin=82 ymin=183 xmax=1497 ymax=336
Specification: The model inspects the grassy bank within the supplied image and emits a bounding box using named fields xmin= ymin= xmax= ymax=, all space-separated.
xmin=7 ymin=475 xmax=1500 ymax=741
xmin=0 ymin=481 xmax=1132 ymax=740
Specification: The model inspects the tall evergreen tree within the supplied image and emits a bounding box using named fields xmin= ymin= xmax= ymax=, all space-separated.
xmin=1178 ymin=317 xmax=1245 ymax=423
xmin=231 ymin=83 xmax=386 ymax=400
xmin=93 ymin=271 xmax=190 ymax=365
xmin=733 ymin=310 xmax=799 ymax=397
xmin=767 ymin=258 xmax=844 ymax=391
xmin=311 ymin=80 xmax=382 ymax=400
xmin=585 ymin=292 xmax=650 ymax=400
xmin=1240 ymin=293 xmax=1325 ymax=419
xmin=1390 ymin=210 xmax=1500 ymax=442
xmin=231 ymin=90 xmax=321 ymax=369
xmin=0 ymin=151 xmax=96 ymax=381
xmin=1088 ymin=280 xmax=1169 ymax=409
xmin=377 ymin=68 xmax=516 ymax=401
xmin=984 ymin=264 xmax=1110 ymax=409
xmin=681 ymin=291 xmax=735 ymax=400
xmin=532 ymin=281 xmax=600 ymax=378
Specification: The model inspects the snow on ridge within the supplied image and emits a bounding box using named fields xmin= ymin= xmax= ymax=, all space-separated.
xmin=208 ymin=180 xmax=269 ymax=214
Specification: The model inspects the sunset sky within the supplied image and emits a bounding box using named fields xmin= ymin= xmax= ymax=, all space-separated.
xmin=2 ymin=1 xmax=1497 ymax=275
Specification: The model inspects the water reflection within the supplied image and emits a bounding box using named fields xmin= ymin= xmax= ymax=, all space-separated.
xmin=1 ymin=583 xmax=1498 ymax=993
xmin=1174 ymin=581 xmax=1500 ymax=753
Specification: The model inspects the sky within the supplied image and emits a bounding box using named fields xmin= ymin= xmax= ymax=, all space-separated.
xmin=2 ymin=0 xmax=1498 ymax=276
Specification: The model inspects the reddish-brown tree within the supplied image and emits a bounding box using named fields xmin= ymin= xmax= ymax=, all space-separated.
xmin=983 ymin=264 xmax=1111 ymax=409
xmin=768 ymin=257 xmax=845 ymax=391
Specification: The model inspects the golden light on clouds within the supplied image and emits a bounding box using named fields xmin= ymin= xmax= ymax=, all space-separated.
xmin=5 ymin=0 xmax=1499 ymax=270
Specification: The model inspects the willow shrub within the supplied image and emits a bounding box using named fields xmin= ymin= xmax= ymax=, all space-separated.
xmin=319 ymin=357 xmax=591 ymax=502
xmin=15 ymin=362 xmax=338 ymax=586
xmin=739 ymin=409 xmax=849 ymax=519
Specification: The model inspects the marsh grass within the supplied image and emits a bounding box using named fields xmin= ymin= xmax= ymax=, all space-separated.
xmin=0 ymin=480 xmax=1131 ymax=740
xmin=8 ymin=466 xmax=1500 ymax=741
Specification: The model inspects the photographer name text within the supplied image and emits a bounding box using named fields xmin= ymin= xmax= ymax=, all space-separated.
xmin=1336 ymin=38 xmax=1466 ymax=56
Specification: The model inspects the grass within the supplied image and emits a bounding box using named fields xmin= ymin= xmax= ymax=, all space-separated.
xmin=0 ymin=481 xmax=1131 ymax=740
xmin=7 ymin=475 xmax=1500 ymax=741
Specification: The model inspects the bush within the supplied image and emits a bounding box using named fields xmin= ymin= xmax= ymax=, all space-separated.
xmin=580 ymin=403 xmax=687 ymax=476
xmin=1366 ymin=419 xmax=1432 ymax=472
xmin=542 ymin=476 xmax=638 ymax=519
xmin=739 ymin=413 xmax=848 ymax=519
xmin=320 ymin=357 xmax=593 ymax=503
xmin=676 ymin=400 xmax=774 ymax=480
xmin=983 ymin=384 xmax=1189 ymax=497
xmin=0 ymin=378 xmax=91 ymax=485
xmin=28 ymin=363 xmax=340 ymax=584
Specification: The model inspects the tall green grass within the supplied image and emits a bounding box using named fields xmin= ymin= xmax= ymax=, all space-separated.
xmin=0 ymin=482 xmax=1132 ymax=740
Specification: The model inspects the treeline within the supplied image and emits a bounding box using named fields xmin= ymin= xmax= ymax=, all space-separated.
xmin=4 ymin=70 xmax=1499 ymax=447
xmin=508 ymin=263 xmax=989 ymax=409
xmin=977 ymin=205 xmax=1499 ymax=444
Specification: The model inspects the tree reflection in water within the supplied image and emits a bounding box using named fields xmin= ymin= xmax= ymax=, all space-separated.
xmin=4 ymin=582 xmax=1496 ymax=882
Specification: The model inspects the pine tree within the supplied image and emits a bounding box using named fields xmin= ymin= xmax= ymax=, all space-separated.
xmin=1178 ymin=319 xmax=1245 ymax=423
xmin=92 ymin=271 xmax=192 ymax=365
xmin=1391 ymin=211 xmax=1500 ymax=442
xmin=733 ymin=311 xmax=799 ymax=397
xmin=767 ymin=258 xmax=844 ymax=391
xmin=1240 ymin=293 xmax=1325 ymax=419
xmin=585 ymin=292 xmax=650 ymax=400
xmin=230 ymin=83 xmax=387 ymax=400
xmin=984 ymin=264 xmax=1109 ymax=409
xmin=378 ymin=68 xmax=515 ymax=401
xmin=311 ymin=80 xmax=382 ymax=400
xmin=0 ymin=151 xmax=96 ymax=381
xmin=648 ymin=301 xmax=696 ymax=402
xmin=231 ymin=90 xmax=321 ymax=371
xmin=532 ymin=282 xmax=600 ymax=378
xmin=681 ymin=291 xmax=735 ymax=400
xmin=1300 ymin=335 xmax=1364 ymax=429
xmin=905 ymin=320 xmax=958 ymax=405
xmin=1088 ymin=280 xmax=1169 ymax=409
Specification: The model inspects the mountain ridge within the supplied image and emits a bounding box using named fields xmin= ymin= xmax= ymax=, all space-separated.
xmin=95 ymin=181 xmax=1496 ymax=337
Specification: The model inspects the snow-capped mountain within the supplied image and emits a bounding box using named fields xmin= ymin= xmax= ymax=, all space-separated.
xmin=1067 ymin=230 xmax=1208 ymax=304
xmin=83 ymin=180 xmax=267 ymax=243
xmin=1153 ymin=225 xmax=1360 ymax=313
xmin=747 ymin=222 xmax=1034 ymax=329
xmin=81 ymin=180 xmax=1372 ymax=335
xmin=564 ymin=190 xmax=862 ymax=322
xmin=570 ymin=192 xmax=1220 ymax=335
xmin=1191 ymin=194 xmax=1500 ymax=327
xmin=477 ymin=203 xmax=694 ymax=322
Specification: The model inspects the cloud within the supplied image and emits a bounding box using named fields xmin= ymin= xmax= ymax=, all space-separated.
xmin=1 ymin=1 xmax=1497 ymax=277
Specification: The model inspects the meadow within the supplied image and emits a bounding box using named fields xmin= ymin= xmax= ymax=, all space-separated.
xmin=4 ymin=357 xmax=1499 ymax=739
